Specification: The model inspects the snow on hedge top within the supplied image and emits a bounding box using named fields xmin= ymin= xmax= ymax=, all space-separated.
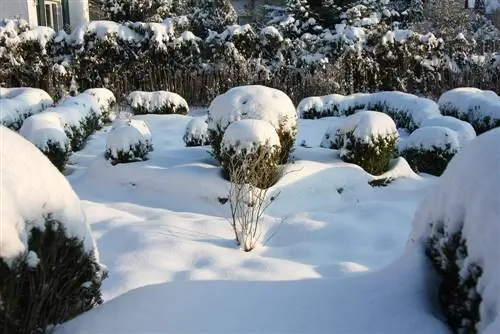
xmin=64 ymin=21 xmax=143 ymax=46
xmin=59 ymin=93 xmax=102 ymax=118
xmin=0 ymin=87 xmax=53 ymax=128
xmin=127 ymin=91 xmax=189 ymax=114
xmin=183 ymin=117 xmax=209 ymax=145
xmin=421 ymin=116 xmax=476 ymax=148
xmin=438 ymin=87 xmax=500 ymax=123
xmin=399 ymin=126 xmax=460 ymax=152
xmin=208 ymin=85 xmax=297 ymax=133
xmin=221 ymin=119 xmax=281 ymax=155
xmin=0 ymin=19 xmax=55 ymax=48
xmin=84 ymin=88 xmax=116 ymax=111
xmin=0 ymin=126 xmax=95 ymax=264
xmin=409 ymin=128 xmax=500 ymax=332
xmin=339 ymin=111 xmax=398 ymax=142
xmin=106 ymin=119 xmax=152 ymax=156
xmin=298 ymin=91 xmax=440 ymax=131
xmin=19 ymin=112 xmax=68 ymax=150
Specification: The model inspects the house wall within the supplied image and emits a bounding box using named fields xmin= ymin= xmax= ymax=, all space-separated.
xmin=0 ymin=0 xmax=38 ymax=25
xmin=67 ymin=0 xmax=89 ymax=28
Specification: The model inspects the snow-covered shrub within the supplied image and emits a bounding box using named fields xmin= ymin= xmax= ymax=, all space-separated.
xmin=438 ymin=88 xmax=500 ymax=134
xmin=220 ymin=119 xmax=282 ymax=188
xmin=191 ymin=0 xmax=238 ymax=38
xmin=59 ymin=93 xmax=103 ymax=131
xmin=320 ymin=122 xmax=343 ymax=149
xmin=98 ymin=0 xmax=174 ymax=22
xmin=84 ymin=88 xmax=117 ymax=122
xmin=127 ymin=91 xmax=189 ymax=115
xmin=409 ymin=128 xmax=500 ymax=334
xmin=207 ymin=85 xmax=297 ymax=165
xmin=421 ymin=116 xmax=476 ymax=149
xmin=183 ymin=117 xmax=210 ymax=147
xmin=399 ymin=126 xmax=460 ymax=176
xmin=19 ymin=112 xmax=71 ymax=171
xmin=298 ymin=91 xmax=440 ymax=132
xmin=105 ymin=118 xmax=153 ymax=165
xmin=0 ymin=87 xmax=53 ymax=130
xmin=0 ymin=126 xmax=106 ymax=334
xmin=337 ymin=111 xmax=399 ymax=175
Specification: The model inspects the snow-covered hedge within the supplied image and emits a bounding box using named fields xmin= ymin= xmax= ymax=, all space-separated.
xmin=399 ymin=126 xmax=460 ymax=176
xmin=320 ymin=122 xmax=343 ymax=149
xmin=438 ymin=88 xmax=500 ymax=134
xmin=19 ymin=112 xmax=71 ymax=171
xmin=183 ymin=117 xmax=210 ymax=147
xmin=127 ymin=91 xmax=189 ymax=115
xmin=0 ymin=126 xmax=106 ymax=333
xmin=298 ymin=91 xmax=440 ymax=132
xmin=105 ymin=118 xmax=153 ymax=165
xmin=84 ymin=88 xmax=117 ymax=121
xmin=0 ymin=87 xmax=53 ymax=130
xmin=207 ymin=85 xmax=297 ymax=165
xmin=336 ymin=111 xmax=399 ymax=175
xmin=409 ymin=128 xmax=500 ymax=334
xmin=220 ymin=119 xmax=282 ymax=188
xmin=420 ymin=116 xmax=476 ymax=149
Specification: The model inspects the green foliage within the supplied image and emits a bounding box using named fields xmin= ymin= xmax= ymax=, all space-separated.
xmin=440 ymin=105 xmax=500 ymax=134
xmin=98 ymin=0 xmax=178 ymax=23
xmin=426 ymin=224 xmax=483 ymax=334
xmin=131 ymin=102 xmax=188 ymax=115
xmin=105 ymin=141 xmax=154 ymax=165
xmin=41 ymin=141 xmax=71 ymax=172
xmin=400 ymin=145 xmax=457 ymax=176
xmin=339 ymin=131 xmax=398 ymax=175
xmin=0 ymin=217 xmax=106 ymax=334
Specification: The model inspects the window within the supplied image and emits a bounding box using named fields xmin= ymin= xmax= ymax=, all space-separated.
xmin=43 ymin=0 xmax=62 ymax=31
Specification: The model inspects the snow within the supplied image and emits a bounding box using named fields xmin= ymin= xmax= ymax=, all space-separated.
xmin=19 ymin=112 xmax=68 ymax=150
xmin=408 ymin=128 xmax=500 ymax=333
xmin=0 ymin=126 xmax=96 ymax=265
xmin=221 ymin=119 xmax=281 ymax=154
xmin=260 ymin=25 xmax=284 ymax=42
xmin=399 ymin=126 xmax=460 ymax=152
xmin=339 ymin=110 xmax=398 ymax=142
xmin=0 ymin=87 xmax=53 ymax=128
xmin=438 ymin=88 xmax=500 ymax=125
xmin=183 ymin=116 xmax=209 ymax=146
xmin=59 ymin=93 xmax=102 ymax=119
xmin=66 ymin=21 xmax=143 ymax=46
xmin=127 ymin=91 xmax=189 ymax=114
xmin=83 ymin=88 xmax=116 ymax=115
xmin=105 ymin=119 xmax=152 ymax=160
xmin=207 ymin=85 xmax=297 ymax=134
xmin=298 ymin=91 xmax=440 ymax=130
xmin=421 ymin=116 xmax=476 ymax=148
xmin=319 ymin=120 xmax=344 ymax=149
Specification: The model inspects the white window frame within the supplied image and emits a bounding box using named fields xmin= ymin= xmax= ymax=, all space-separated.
xmin=44 ymin=0 xmax=63 ymax=31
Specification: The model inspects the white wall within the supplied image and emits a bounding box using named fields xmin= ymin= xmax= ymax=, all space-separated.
xmin=0 ymin=0 xmax=38 ymax=25
xmin=68 ymin=0 xmax=88 ymax=28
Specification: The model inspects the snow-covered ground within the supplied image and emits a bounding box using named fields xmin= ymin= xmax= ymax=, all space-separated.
xmin=56 ymin=113 xmax=448 ymax=333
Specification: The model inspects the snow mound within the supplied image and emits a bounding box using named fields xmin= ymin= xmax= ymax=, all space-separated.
xmin=399 ymin=126 xmax=460 ymax=152
xmin=0 ymin=87 xmax=53 ymax=129
xmin=127 ymin=91 xmax=189 ymax=115
xmin=208 ymin=85 xmax=297 ymax=134
xmin=183 ymin=117 xmax=210 ymax=147
xmin=221 ymin=119 xmax=281 ymax=155
xmin=372 ymin=157 xmax=421 ymax=181
xmin=339 ymin=111 xmax=397 ymax=142
xmin=409 ymin=128 xmax=500 ymax=333
xmin=438 ymin=88 xmax=500 ymax=132
xmin=298 ymin=91 xmax=440 ymax=131
xmin=0 ymin=126 xmax=95 ymax=264
xmin=83 ymin=88 xmax=116 ymax=117
xmin=421 ymin=116 xmax=476 ymax=148
xmin=105 ymin=118 xmax=153 ymax=163
xmin=19 ymin=112 xmax=68 ymax=150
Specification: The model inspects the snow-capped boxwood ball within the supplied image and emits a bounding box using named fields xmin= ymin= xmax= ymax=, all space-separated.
xmin=207 ymin=85 xmax=297 ymax=165
xmin=408 ymin=128 xmax=500 ymax=334
xmin=399 ymin=126 xmax=460 ymax=176
xmin=335 ymin=111 xmax=399 ymax=175
xmin=0 ymin=126 xmax=106 ymax=334
xmin=19 ymin=112 xmax=71 ymax=171
xmin=320 ymin=122 xmax=344 ymax=149
xmin=183 ymin=116 xmax=210 ymax=147
xmin=0 ymin=87 xmax=53 ymax=130
xmin=84 ymin=88 xmax=117 ymax=122
xmin=105 ymin=117 xmax=153 ymax=165
xmin=420 ymin=116 xmax=476 ymax=149
xmin=127 ymin=91 xmax=189 ymax=115
xmin=438 ymin=88 xmax=500 ymax=134
xmin=220 ymin=119 xmax=282 ymax=188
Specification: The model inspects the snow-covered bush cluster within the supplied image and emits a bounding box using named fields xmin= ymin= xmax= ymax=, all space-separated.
xmin=0 ymin=126 xmax=106 ymax=334
xmin=19 ymin=90 xmax=114 ymax=170
xmin=105 ymin=117 xmax=153 ymax=165
xmin=330 ymin=111 xmax=399 ymax=175
xmin=183 ymin=117 xmax=210 ymax=147
xmin=207 ymin=85 xmax=297 ymax=166
xmin=127 ymin=90 xmax=188 ymax=115
xmin=409 ymin=128 xmax=500 ymax=333
xmin=0 ymin=87 xmax=53 ymax=130
xmin=298 ymin=91 xmax=440 ymax=132
xmin=438 ymin=87 xmax=500 ymax=134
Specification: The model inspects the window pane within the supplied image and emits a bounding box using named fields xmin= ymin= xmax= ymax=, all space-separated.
xmin=45 ymin=4 xmax=52 ymax=27
xmin=52 ymin=4 xmax=59 ymax=31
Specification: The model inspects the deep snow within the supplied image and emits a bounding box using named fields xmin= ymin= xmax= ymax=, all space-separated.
xmin=54 ymin=113 xmax=449 ymax=333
